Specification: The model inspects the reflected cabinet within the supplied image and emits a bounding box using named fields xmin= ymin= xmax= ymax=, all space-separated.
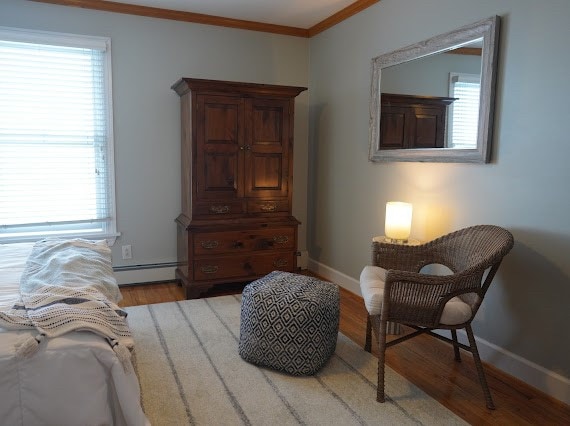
xmin=380 ymin=94 xmax=455 ymax=149
xmin=172 ymin=78 xmax=307 ymax=298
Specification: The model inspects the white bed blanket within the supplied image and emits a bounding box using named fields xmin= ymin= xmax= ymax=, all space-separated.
xmin=21 ymin=238 xmax=121 ymax=300
xmin=0 ymin=241 xmax=149 ymax=426
xmin=0 ymin=239 xmax=132 ymax=365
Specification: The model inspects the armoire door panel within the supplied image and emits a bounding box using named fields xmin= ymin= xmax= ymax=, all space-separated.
xmin=248 ymin=153 xmax=284 ymax=193
xmin=204 ymin=104 xmax=239 ymax=142
xmin=197 ymin=95 xmax=244 ymax=199
xmin=412 ymin=107 xmax=444 ymax=148
xmin=412 ymin=115 xmax=438 ymax=148
xmin=252 ymin=106 xmax=283 ymax=145
xmin=202 ymin=152 xmax=239 ymax=192
xmin=380 ymin=108 xmax=408 ymax=149
xmin=248 ymin=98 xmax=290 ymax=148
xmin=245 ymin=98 xmax=290 ymax=198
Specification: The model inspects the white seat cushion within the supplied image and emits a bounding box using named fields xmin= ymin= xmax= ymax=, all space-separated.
xmin=359 ymin=265 xmax=473 ymax=325
xmin=359 ymin=266 xmax=387 ymax=316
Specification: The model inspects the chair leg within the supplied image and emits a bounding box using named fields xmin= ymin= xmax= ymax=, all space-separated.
xmin=365 ymin=315 xmax=372 ymax=353
xmin=466 ymin=325 xmax=495 ymax=410
xmin=451 ymin=329 xmax=461 ymax=362
xmin=376 ymin=317 xmax=387 ymax=403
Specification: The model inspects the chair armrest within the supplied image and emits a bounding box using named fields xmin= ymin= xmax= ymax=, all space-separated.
xmin=382 ymin=269 xmax=481 ymax=327
xmin=372 ymin=241 xmax=435 ymax=272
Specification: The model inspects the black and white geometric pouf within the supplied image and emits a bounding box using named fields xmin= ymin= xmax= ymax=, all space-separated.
xmin=239 ymin=271 xmax=340 ymax=376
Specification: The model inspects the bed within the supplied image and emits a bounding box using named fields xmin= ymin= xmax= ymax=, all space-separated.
xmin=0 ymin=240 xmax=149 ymax=426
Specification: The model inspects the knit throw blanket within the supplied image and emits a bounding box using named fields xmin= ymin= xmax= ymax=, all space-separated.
xmin=0 ymin=239 xmax=132 ymax=371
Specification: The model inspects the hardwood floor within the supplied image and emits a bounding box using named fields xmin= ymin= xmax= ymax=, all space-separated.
xmin=119 ymin=277 xmax=570 ymax=425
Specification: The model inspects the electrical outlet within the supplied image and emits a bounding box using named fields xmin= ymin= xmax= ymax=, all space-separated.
xmin=296 ymin=250 xmax=309 ymax=269
xmin=121 ymin=244 xmax=132 ymax=260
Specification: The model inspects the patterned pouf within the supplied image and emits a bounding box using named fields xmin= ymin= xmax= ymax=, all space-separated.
xmin=239 ymin=271 xmax=340 ymax=376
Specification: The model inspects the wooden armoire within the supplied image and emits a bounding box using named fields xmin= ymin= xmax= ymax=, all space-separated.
xmin=379 ymin=93 xmax=456 ymax=149
xmin=171 ymin=78 xmax=307 ymax=299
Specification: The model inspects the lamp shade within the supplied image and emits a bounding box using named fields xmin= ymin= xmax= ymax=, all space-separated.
xmin=385 ymin=202 xmax=413 ymax=242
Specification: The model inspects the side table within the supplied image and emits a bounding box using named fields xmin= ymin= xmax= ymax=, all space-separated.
xmin=372 ymin=235 xmax=421 ymax=246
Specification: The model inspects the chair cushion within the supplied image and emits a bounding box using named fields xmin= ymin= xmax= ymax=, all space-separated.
xmin=440 ymin=296 xmax=473 ymax=325
xmin=359 ymin=266 xmax=386 ymax=316
xmin=359 ymin=266 xmax=473 ymax=325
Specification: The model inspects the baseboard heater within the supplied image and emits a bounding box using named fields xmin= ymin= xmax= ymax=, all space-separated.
xmin=113 ymin=262 xmax=178 ymax=272
xmin=113 ymin=262 xmax=178 ymax=286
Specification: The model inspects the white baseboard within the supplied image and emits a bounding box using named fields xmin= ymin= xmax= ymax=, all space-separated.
xmin=308 ymin=258 xmax=570 ymax=406
xmin=308 ymin=258 xmax=362 ymax=295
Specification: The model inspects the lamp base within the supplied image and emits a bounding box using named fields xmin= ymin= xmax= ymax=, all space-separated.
xmin=384 ymin=237 xmax=409 ymax=244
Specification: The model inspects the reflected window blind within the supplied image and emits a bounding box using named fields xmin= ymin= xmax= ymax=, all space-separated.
xmin=448 ymin=73 xmax=480 ymax=149
xmin=0 ymin=30 xmax=116 ymax=241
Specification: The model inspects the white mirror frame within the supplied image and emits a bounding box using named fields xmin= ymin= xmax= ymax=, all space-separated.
xmin=369 ymin=16 xmax=501 ymax=163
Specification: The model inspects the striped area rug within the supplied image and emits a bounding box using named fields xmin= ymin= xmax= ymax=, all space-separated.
xmin=125 ymin=295 xmax=466 ymax=425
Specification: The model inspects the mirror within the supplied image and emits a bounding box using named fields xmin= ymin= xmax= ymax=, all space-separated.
xmin=369 ymin=16 xmax=500 ymax=163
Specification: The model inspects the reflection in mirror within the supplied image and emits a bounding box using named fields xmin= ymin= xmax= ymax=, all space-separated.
xmin=381 ymin=39 xmax=482 ymax=149
xmin=369 ymin=16 xmax=500 ymax=163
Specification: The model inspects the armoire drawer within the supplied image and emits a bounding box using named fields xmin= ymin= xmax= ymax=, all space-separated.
xmin=194 ymin=200 xmax=245 ymax=217
xmin=192 ymin=252 xmax=295 ymax=281
xmin=193 ymin=227 xmax=295 ymax=255
xmin=247 ymin=200 xmax=289 ymax=214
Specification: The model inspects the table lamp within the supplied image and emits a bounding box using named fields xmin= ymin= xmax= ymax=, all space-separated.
xmin=384 ymin=201 xmax=413 ymax=243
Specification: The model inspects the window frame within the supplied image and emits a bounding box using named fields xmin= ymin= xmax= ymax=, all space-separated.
xmin=0 ymin=26 xmax=118 ymax=244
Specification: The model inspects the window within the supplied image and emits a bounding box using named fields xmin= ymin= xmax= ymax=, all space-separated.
xmin=448 ymin=72 xmax=480 ymax=149
xmin=0 ymin=27 xmax=117 ymax=243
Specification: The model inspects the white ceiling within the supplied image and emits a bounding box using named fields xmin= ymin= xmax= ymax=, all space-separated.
xmin=112 ymin=0 xmax=358 ymax=28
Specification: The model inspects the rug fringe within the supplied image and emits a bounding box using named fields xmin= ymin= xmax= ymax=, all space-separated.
xmin=111 ymin=339 xmax=133 ymax=373
xmin=15 ymin=333 xmax=45 ymax=359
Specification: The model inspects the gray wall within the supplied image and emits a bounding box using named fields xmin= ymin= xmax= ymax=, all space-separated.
xmin=382 ymin=52 xmax=482 ymax=96
xmin=0 ymin=0 xmax=310 ymax=268
xmin=308 ymin=0 xmax=570 ymax=391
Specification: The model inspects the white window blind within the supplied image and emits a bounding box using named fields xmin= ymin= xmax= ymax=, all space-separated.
xmin=448 ymin=73 xmax=480 ymax=149
xmin=0 ymin=27 xmax=117 ymax=243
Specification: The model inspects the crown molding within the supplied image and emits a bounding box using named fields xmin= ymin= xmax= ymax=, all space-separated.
xmin=29 ymin=0 xmax=380 ymax=38
xmin=309 ymin=0 xmax=379 ymax=37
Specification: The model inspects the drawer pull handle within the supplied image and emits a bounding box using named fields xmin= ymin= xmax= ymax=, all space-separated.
xmin=273 ymin=236 xmax=289 ymax=244
xmin=273 ymin=258 xmax=288 ymax=268
xmin=200 ymin=240 xmax=219 ymax=249
xmin=200 ymin=265 xmax=219 ymax=274
xmin=260 ymin=203 xmax=277 ymax=212
xmin=210 ymin=205 xmax=230 ymax=214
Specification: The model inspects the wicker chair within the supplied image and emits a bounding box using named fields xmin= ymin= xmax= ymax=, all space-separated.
xmin=360 ymin=225 xmax=514 ymax=409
